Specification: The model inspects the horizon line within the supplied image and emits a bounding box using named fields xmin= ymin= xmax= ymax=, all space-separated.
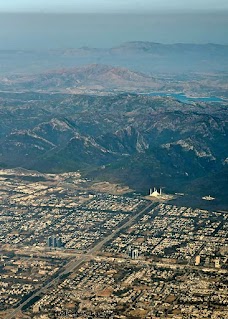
xmin=0 ymin=41 xmax=227 ymax=51
xmin=0 ymin=9 xmax=228 ymax=14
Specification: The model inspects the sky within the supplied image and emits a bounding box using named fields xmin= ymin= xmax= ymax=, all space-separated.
xmin=0 ymin=12 xmax=227 ymax=50
xmin=0 ymin=0 xmax=228 ymax=13
xmin=0 ymin=1 xmax=227 ymax=50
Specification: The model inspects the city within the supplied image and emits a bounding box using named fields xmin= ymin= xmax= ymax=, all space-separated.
xmin=0 ymin=168 xmax=227 ymax=318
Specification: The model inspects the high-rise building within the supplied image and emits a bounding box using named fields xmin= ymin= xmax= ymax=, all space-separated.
xmin=53 ymin=236 xmax=57 ymax=248
xmin=47 ymin=236 xmax=63 ymax=248
xmin=131 ymin=249 xmax=139 ymax=260
xmin=56 ymin=237 xmax=62 ymax=248
xmin=47 ymin=236 xmax=52 ymax=247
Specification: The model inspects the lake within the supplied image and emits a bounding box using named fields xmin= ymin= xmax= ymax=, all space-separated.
xmin=142 ymin=92 xmax=225 ymax=103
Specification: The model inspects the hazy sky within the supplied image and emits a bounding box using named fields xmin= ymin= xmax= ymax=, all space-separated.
xmin=0 ymin=12 xmax=227 ymax=50
xmin=0 ymin=1 xmax=227 ymax=50
xmin=0 ymin=0 xmax=228 ymax=13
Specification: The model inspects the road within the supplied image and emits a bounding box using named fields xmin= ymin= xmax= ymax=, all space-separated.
xmin=5 ymin=201 xmax=156 ymax=319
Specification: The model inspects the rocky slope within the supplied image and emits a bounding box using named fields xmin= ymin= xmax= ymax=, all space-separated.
xmin=0 ymin=64 xmax=162 ymax=92
xmin=0 ymin=92 xmax=227 ymax=205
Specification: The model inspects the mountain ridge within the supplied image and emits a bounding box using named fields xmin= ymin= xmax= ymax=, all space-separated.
xmin=0 ymin=92 xmax=227 ymax=207
xmin=1 ymin=41 xmax=228 ymax=75
xmin=0 ymin=64 xmax=161 ymax=92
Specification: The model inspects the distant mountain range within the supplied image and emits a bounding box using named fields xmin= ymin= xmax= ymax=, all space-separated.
xmin=0 ymin=63 xmax=227 ymax=98
xmin=0 ymin=64 xmax=161 ymax=92
xmin=0 ymin=41 xmax=228 ymax=75
xmin=0 ymin=92 xmax=227 ymax=207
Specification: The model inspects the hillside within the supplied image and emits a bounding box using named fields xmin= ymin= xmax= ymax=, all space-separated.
xmin=0 ymin=91 xmax=227 ymax=207
xmin=0 ymin=64 xmax=161 ymax=92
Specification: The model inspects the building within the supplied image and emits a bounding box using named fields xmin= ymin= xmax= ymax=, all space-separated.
xmin=195 ymin=255 xmax=201 ymax=266
xmin=33 ymin=304 xmax=41 ymax=313
xmin=47 ymin=236 xmax=52 ymax=247
xmin=202 ymin=195 xmax=215 ymax=201
xmin=204 ymin=256 xmax=210 ymax=266
xmin=53 ymin=236 xmax=57 ymax=248
xmin=47 ymin=236 xmax=62 ymax=248
xmin=127 ymin=247 xmax=139 ymax=259
xmin=131 ymin=249 xmax=139 ymax=260
xmin=149 ymin=187 xmax=162 ymax=197
xmin=215 ymin=258 xmax=220 ymax=268
xmin=56 ymin=237 xmax=62 ymax=248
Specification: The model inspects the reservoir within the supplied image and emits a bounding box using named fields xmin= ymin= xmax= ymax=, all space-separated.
xmin=142 ymin=92 xmax=225 ymax=103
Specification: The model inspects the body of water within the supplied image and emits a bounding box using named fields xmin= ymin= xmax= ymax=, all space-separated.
xmin=144 ymin=92 xmax=225 ymax=103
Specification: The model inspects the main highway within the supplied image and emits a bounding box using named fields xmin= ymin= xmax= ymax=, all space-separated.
xmin=5 ymin=201 xmax=156 ymax=319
